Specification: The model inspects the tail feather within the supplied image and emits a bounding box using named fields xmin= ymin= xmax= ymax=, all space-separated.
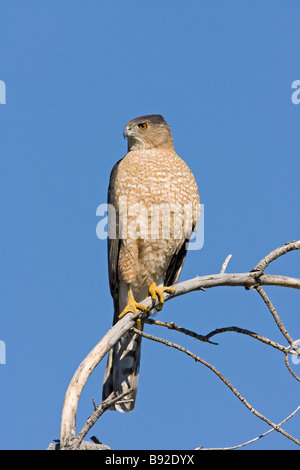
xmin=102 ymin=328 xmax=142 ymax=412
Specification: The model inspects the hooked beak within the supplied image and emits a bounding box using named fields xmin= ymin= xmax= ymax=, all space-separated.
xmin=123 ymin=125 xmax=132 ymax=139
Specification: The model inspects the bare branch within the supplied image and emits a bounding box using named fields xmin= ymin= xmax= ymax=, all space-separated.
xmin=259 ymin=274 xmax=300 ymax=290
xmin=60 ymin=312 xmax=139 ymax=449
xmin=197 ymin=405 xmax=300 ymax=450
xmin=252 ymin=240 xmax=300 ymax=273
xmin=205 ymin=326 xmax=294 ymax=354
xmin=144 ymin=319 xmax=218 ymax=344
xmin=145 ymin=320 xmax=295 ymax=355
xmin=255 ymin=285 xmax=299 ymax=353
xmin=67 ymin=389 xmax=134 ymax=450
xmin=132 ymin=327 xmax=300 ymax=446
xmin=58 ymin=241 xmax=300 ymax=449
xmin=220 ymin=254 xmax=232 ymax=273
xmin=284 ymin=354 xmax=300 ymax=382
xmin=168 ymin=273 xmax=300 ymax=303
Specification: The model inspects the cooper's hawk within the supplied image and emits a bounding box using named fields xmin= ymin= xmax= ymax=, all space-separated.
xmin=102 ymin=114 xmax=200 ymax=411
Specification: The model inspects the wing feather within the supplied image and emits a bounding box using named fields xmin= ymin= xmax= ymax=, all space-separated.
xmin=164 ymin=223 xmax=197 ymax=286
xmin=107 ymin=158 xmax=123 ymax=322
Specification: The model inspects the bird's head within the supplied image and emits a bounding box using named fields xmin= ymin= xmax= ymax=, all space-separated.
xmin=123 ymin=114 xmax=174 ymax=151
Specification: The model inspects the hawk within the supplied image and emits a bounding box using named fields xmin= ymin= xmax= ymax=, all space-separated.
xmin=102 ymin=114 xmax=200 ymax=412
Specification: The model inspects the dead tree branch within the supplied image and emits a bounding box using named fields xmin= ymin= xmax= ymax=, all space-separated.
xmin=145 ymin=319 xmax=295 ymax=355
xmin=57 ymin=240 xmax=300 ymax=450
xmin=252 ymin=240 xmax=300 ymax=272
xmin=220 ymin=254 xmax=232 ymax=273
xmin=132 ymin=327 xmax=300 ymax=447
xmin=196 ymin=405 xmax=300 ymax=450
xmin=62 ymin=389 xmax=133 ymax=450
xmin=255 ymin=285 xmax=299 ymax=353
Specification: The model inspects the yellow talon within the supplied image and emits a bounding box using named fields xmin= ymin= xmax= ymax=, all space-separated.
xmin=148 ymin=282 xmax=176 ymax=311
xmin=118 ymin=287 xmax=149 ymax=329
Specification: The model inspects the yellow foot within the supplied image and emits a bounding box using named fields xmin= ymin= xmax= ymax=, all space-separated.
xmin=118 ymin=291 xmax=149 ymax=329
xmin=148 ymin=282 xmax=176 ymax=311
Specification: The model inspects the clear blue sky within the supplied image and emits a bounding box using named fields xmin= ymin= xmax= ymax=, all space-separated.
xmin=1 ymin=1 xmax=300 ymax=450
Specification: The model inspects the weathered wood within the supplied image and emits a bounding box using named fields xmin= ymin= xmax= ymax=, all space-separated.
xmin=60 ymin=313 xmax=138 ymax=448
xmin=58 ymin=240 xmax=300 ymax=449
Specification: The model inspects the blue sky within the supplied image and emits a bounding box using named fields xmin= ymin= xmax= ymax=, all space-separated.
xmin=1 ymin=1 xmax=300 ymax=450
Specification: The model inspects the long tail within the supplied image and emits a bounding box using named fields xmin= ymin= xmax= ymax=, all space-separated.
xmin=102 ymin=327 xmax=143 ymax=412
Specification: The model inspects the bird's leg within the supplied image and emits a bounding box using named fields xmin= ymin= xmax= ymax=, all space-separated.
xmin=118 ymin=286 xmax=149 ymax=329
xmin=148 ymin=282 xmax=176 ymax=311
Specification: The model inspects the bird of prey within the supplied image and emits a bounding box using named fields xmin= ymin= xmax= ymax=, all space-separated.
xmin=102 ymin=114 xmax=200 ymax=412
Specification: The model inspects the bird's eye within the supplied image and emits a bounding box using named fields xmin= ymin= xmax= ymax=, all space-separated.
xmin=138 ymin=123 xmax=147 ymax=130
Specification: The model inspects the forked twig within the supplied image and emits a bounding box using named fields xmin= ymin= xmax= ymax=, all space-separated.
xmin=66 ymin=389 xmax=134 ymax=450
xmin=144 ymin=319 xmax=218 ymax=344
